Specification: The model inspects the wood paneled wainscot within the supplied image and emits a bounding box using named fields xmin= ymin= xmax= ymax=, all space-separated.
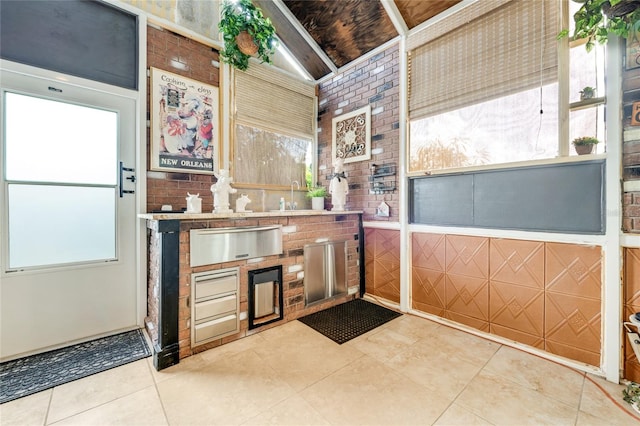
xmin=411 ymin=232 xmax=602 ymax=367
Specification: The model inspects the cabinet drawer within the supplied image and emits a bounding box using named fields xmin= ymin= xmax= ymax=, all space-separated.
xmin=196 ymin=275 xmax=237 ymax=300
xmin=195 ymin=294 xmax=237 ymax=321
xmin=194 ymin=314 xmax=238 ymax=343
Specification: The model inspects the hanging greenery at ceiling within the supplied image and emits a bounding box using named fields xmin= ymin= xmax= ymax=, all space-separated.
xmin=558 ymin=0 xmax=640 ymax=51
xmin=218 ymin=0 xmax=278 ymax=71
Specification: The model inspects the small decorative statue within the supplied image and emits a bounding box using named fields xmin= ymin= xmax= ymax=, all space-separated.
xmin=185 ymin=193 xmax=202 ymax=213
xmin=329 ymin=158 xmax=348 ymax=211
xmin=235 ymin=194 xmax=252 ymax=212
xmin=210 ymin=169 xmax=237 ymax=213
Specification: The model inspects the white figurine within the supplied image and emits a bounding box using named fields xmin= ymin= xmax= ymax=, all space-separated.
xmin=329 ymin=158 xmax=348 ymax=211
xmin=210 ymin=169 xmax=237 ymax=213
xmin=235 ymin=194 xmax=252 ymax=212
xmin=185 ymin=193 xmax=202 ymax=213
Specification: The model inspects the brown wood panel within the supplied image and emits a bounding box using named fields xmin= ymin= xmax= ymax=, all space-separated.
xmin=394 ymin=0 xmax=462 ymax=29
xmin=255 ymin=0 xmax=332 ymax=80
xmin=283 ymin=0 xmax=398 ymax=68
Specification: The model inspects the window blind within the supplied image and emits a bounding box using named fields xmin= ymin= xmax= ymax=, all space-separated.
xmin=408 ymin=0 xmax=558 ymax=120
xmin=235 ymin=63 xmax=316 ymax=137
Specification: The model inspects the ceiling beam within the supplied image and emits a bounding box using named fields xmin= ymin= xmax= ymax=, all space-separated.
xmin=271 ymin=0 xmax=338 ymax=75
xmin=380 ymin=0 xmax=409 ymax=36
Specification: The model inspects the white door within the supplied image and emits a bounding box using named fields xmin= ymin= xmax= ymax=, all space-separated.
xmin=0 ymin=68 xmax=139 ymax=360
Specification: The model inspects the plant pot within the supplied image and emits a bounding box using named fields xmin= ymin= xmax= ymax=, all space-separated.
xmin=235 ymin=31 xmax=258 ymax=56
xmin=311 ymin=197 xmax=325 ymax=211
xmin=575 ymin=144 xmax=595 ymax=155
xmin=602 ymin=0 xmax=640 ymax=18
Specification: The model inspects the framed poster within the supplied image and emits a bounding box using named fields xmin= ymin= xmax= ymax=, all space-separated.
xmin=150 ymin=67 xmax=219 ymax=174
xmin=332 ymin=105 xmax=371 ymax=164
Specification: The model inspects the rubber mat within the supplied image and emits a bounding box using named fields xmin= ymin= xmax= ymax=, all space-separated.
xmin=298 ymin=299 xmax=402 ymax=344
xmin=0 ymin=329 xmax=151 ymax=404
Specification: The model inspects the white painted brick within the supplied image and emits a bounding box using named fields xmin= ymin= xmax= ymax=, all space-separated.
xmin=333 ymin=74 xmax=343 ymax=83
xmin=317 ymin=127 xmax=322 ymax=133
xmin=297 ymin=271 xmax=305 ymax=280
xmin=282 ymin=225 xmax=297 ymax=234
xmin=319 ymin=164 xmax=327 ymax=170
xmin=372 ymin=148 xmax=383 ymax=155
xmin=247 ymin=257 xmax=264 ymax=264
xmin=338 ymin=100 xmax=349 ymax=108
xmin=372 ymin=106 xmax=384 ymax=115
xmin=624 ymin=180 xmax=640 ymax=192
xmin=624 ymin=127 xmax=640 ymax=142
xmin=334 ymin=108 xmax=343 ymax=115
xmin=373 ymin=65 xmax=384 ymax=74
xmin=288 ymin=264 xmax=303 ymax=273
xmin=315 ymin=237 xmax=329 ymax=243
xmin=319 ymin=98 xmax=328 ymax=106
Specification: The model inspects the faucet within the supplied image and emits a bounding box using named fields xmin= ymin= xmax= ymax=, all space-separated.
xmin=290 ymin=180 xmax=300 ymax=210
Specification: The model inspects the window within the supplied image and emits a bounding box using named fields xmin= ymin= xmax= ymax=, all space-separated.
xmin=408 ymin=0 xmax=606 ymax=173
xmin=233 ymin=63 xmax=316 ymax=187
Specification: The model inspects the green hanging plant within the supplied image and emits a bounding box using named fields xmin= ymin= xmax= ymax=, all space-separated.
xmin=218 ymin=0 xmax=278 ymax=71
xmin=558 ymin=0 xmax=640 ymax=51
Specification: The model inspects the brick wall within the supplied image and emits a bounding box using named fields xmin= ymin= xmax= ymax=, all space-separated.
xmin=317 ymin=44 xmax=401 ymax=222
xmin=146 ymin=26 xmax=220 ymax=212
xmin=623 ymin=60 xmax=640 ymax=233
xmin=145 ymin=214 xmax=361 ymax=359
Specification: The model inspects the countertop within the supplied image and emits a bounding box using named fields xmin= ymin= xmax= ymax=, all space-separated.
xmin=139 ymin=209 xmax=363 ymax=221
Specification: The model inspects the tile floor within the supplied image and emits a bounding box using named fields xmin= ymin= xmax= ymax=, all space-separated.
xmin=2 ymin=311 xmax=640 ymax=425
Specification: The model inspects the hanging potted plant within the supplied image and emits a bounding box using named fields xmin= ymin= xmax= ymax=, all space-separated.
xmin=558 ymin=0 xmax=640 ymax=51
xmin=218 ymin=0 xmax=278 ymax=71
xmin=572 ymin=136 xmax=600 ymax=155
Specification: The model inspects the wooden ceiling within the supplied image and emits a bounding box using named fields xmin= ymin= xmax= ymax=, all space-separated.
xmin=255 ymin=0 xmax=461 ymax=81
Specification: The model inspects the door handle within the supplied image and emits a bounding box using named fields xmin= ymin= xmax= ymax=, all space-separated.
xmin=119 ymin=161 xmax=136 ymax=197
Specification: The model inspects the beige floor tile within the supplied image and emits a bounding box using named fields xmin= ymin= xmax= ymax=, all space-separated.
xmin=483 ymin=345 xmax=585 ymax=407
xmin=0 ymin=389 xmax=51 ymax=426
xmin=47 ymin=359 xmax=155 ymax=424
xmin=579 ymin=377 xmax=640 ymax=425
xmin=147 ymin=353 xmax=208 ymax=385
xmin=434 ymin=403 xmax=494 ymax=425
xmin=50 ymin=386 xmax=167 ymax=426
xmin=198 ymin=332 xmax=267 ymax=363
xmin=301 ymin=355 xmax=453 ymax=425
xmin=456 ymin=370 xmax=578 ymax=425
xmin=241 ymin=394 xmax=330 ymax=426
xmin=382 ymin=314 xmax=443 ymax=341
xmin=252 ymin=324 xmax=365 ymax=392
xmin=346 ymin=326 xmax=417 ymax=363
xmin=385 ymin=337 xmax=485 ymax=400
xmin=157 ymin=349 xmax=295 ymax=425
xmin=576 ymin=408 xmax=640 ymax=426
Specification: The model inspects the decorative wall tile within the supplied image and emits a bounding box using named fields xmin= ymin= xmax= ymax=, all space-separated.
xmin=412 ymin=266 xmax=446 ymax=312
xmin=490 ymin=238 xmax=544 ymax=289
xmin=625 ymin=248 xmax=640 ymax=306
xmin=365 ymin=228 xmax=400 ymax=303
xmin=545 ymin=292 xmax=601 ymax=355
xmin=444 ymin=311 xmax=489 ymax=332
xmin=412 ymin=232 xmax=446 ymax=272
xmin=545 ymin=242 xmax=601 ymax=299
xmin=446 ymin=274 xmax=489 ymax=321
xmin=490 ymin=324 xmax=545 ymax=349
xmin=445 ymin=235 xmax=489 ymax=279
xmin=545 ymin=340 xmax=600 ymax=367
xmin=489 ymin=281 xmax=544 ymax=337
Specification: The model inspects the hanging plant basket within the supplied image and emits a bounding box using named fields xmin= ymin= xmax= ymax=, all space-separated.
xmin=235 ymin=31 xmax=259 ymax=56
xmin=602 ymin=0 xmax=640 ymax=17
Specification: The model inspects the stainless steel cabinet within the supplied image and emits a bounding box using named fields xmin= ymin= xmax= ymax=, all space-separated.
xmin=191 ymin=268 xmax=239 ymax=346
xmin=303 ymin=241 xmax=347 ymax=306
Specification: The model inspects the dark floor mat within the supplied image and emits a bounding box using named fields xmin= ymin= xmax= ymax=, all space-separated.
xmin=0 ymin=329 xmax=151 ymax=404
xmin=298 ymin=299 xmax=402 ymax=344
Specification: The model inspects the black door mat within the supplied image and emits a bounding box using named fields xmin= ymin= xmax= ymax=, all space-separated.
xmin=298 ymin=299 xmax=402 ymax=344
xmin=0 ymin=329 xmax=151 ymax=404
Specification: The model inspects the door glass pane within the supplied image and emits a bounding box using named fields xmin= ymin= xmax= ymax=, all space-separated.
xmin=7 ymin=184 xmax=116 ymax=269
xmin=4 ymin=92 xmax=117 ymax=184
